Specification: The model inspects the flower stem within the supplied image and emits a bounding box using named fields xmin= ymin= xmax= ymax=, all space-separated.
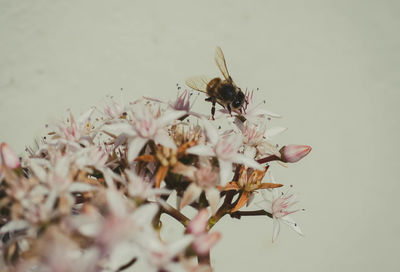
xmin=257 ymin=155 xmax=279 ymax=164
xmin=230 ymin=209 xmax=273 ymax=219
xmin=197 ymin=251 xmax=211 ymax=266
xmin=160 ymin=203 xmax=190 ymax=227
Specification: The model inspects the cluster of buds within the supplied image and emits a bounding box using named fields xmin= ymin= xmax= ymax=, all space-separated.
xmin=0 ymin=89 xmax=310 ymax=271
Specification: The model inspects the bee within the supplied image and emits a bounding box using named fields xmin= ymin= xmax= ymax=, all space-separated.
xmin=185 ymin=47 xmax=247 ymax=119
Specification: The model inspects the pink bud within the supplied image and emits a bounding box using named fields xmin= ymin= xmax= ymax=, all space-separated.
xmin=0 ymin=142 xmax=20 ymax=169
xmin=187 ymin=209 xmax=209 ymax=236
xmin=193 ymin=232 xmax=221 ymax=256
xmin=280 ymin=145 xmax=311 ymax=163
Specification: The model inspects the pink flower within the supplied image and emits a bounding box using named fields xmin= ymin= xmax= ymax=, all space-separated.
xmin=187 ymin=119 xmax=262 ymax=185
xmin=280 ymin=145 xmax=312 ymax=163
xmin=0 ymin=142 xmax=20 ymax=169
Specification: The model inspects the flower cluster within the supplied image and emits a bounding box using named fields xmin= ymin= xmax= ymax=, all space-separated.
xmin=0 ymin=89 xmax=310 ymax=271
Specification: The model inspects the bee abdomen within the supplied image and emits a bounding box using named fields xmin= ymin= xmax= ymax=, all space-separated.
xmin=207 ymin=77 xmax=221 ymax=97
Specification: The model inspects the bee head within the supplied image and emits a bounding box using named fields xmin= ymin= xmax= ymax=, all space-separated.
xmin=232 ymin=89 xmax=245 ymax=109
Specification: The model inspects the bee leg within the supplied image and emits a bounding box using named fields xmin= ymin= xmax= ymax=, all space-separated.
xmin=227 ymin=103 xmax=232 ymax=116
xmin=205 ymin=96 xmax=216 ymax=120
xmin=209 ymin=97 xmax=216 ymax=120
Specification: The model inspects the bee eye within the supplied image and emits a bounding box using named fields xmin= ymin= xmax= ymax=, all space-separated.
xmin=232 ymin=99 xmax=241 ymax=108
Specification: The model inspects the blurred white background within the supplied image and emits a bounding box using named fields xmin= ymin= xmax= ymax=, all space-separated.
xmin=1 ymin=0 xmax=400 ymax=271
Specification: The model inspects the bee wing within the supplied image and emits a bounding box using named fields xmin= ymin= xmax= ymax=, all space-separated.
xmin=215 ymin=46 xmax=231 ymax=82
xmin=185 ymin=75 xmax=211 ymax=93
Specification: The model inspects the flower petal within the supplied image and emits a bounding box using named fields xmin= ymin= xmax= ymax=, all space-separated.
xmin=258 ymin=183 xmax=283 ymax=189
xmin=201 ymin=118 xmax=219 ymax=145
xmin=0 ymin=220 xmax=29 ymax=234
xmin=187 ymin=209 xmax=209 ymax=235
xmin=193 ymin=232 xmax=221 ymax=256
xmin=127 ymin=137 xmax=148 ymax=162
xmin=186 ymin=145 xmax=215 ymax=157
xmin=244 ymin=146 xmax=257 ymax=159
xmin=131 ymin=203 xmax=159 ymax=228
xmin=252 ymin=108 xmax=281 ymax=118
xmin=218 ymin=159 xmax=233 ymax=186
xmin=272 ymin=218 xmax=280 ymax=243
xmin=154 ymin=130 xmax=176 ymax=150
xmin=102 ymin=122 xmax=136 ymax=136
xmin=231 ymin=192 xmax=250 ymax=213
xmin=77 ymin=107 xmax=95 ymax=125
xmin=255 ymin=199 xmax=272 ymax=214
xmin=205 ymin=187 xmax=220 ymax=215
xmin=281 ymin=215 xmax=304 ymax=236
xmin=265 ymin=127 xmax=287 ymax=139
xmin=232 ymin=153 xmax=263 ymax=170
xmin=155 ymin=165 xmax=169 ymax=188
xmin=68 ymin=182 xmax=96 ymax=193
xmin=157 ymin=110 xmax=186 ymax=128
xmin=180 ymin=183 xmax=202 ymax=209
xmin=167 ymin=235 xmax=195 ymax=259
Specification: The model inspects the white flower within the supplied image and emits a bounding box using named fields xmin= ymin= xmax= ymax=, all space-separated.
xmin=187 ymin=209 xmax=221 ymax=256
xmin=73 ymin=146 xmax=109 ymax=173
xmin=137 ymin=233 xmax=194 ymax=272
xmin=125 ymin=169 xmax=170 ymax=200
xmin=93 ymin=188 xmax=159 ymax=254
xmin=256 ymin=174 xmax=303 ymax=242
xmin=51 ymin=108 xmax=96 ymax=148
xmin=102 ymin=98 xmax=126 ymax=119
xmin=176 ymin=160 xmax=220 ymax=214
xmin=103 ymin=103 xmax=185 ymax=161
xmin=186 ymin=119 xmax=262 ymax=185
xmin=234 ymin=119 xmax=286 ymax=158
xmin=144 ymin=90 xmax=203 ymax=118
xmin=242 ymin=90 xmax=281 ymax=124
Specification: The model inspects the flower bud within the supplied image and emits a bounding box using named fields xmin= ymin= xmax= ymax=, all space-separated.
xmin=0 ymin=142 xmax=20 ymax=169
xmin=279 ymin=144 xmax=311 ymax=163
xmin=187 ymin=209 xmax=209 ymax=236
